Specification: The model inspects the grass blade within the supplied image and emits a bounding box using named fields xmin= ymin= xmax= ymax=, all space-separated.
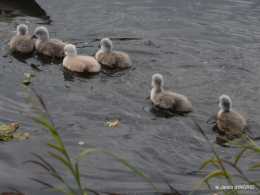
xmin=189 ymin=170 xmax=227 ymax=195
xmin=234 ymin=148 xmax=247 ymax=166
xmin=46 ymin=142 xmax=64 ymax=152
xmin=49 ymin=151 xmax=71 ymax=170
xmin=199 ymin=158 xmax=220 ymax=170
xmin=250 ymin=163 xmax=260 ymax=169
xmin=23 ymin=160 xmax=50 ymax=171
xmin=77 ymin=148 xmax=161 ymax=195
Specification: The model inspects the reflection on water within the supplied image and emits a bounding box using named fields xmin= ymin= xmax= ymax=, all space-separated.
xmin=0 ymin=0 xmax=260 ymax=194
xmin=0 ymin=0 xmax=51 ymax=24
xmin=10 ymin=51 xmax=35 ymax=64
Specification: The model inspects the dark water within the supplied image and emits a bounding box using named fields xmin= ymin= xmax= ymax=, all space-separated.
xmin=0 ymin=0 xmax=260 ymax=194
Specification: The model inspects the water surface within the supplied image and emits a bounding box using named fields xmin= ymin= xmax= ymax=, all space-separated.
xmin=0 ymin=0 xmax=260 ymax=194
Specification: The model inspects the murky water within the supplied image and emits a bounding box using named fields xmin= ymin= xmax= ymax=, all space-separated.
xmin=1 ymin=0 xmax=260 ymax=194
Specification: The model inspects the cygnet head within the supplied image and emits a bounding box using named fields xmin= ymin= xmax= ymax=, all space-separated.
xmin=17 ymin=24 xmax=28 ymax=35
xmin=152 ymin=74 xmax=164 ymax=88
xmin=100 ymin=38 xmax=113 ymax=52
xmin=64 ymin=44 xmax=77 ymax=57
xmin=33 ymin=26 xmax=49 ymax=41
xmin=219 ymin=95 xmax=232 ymax=112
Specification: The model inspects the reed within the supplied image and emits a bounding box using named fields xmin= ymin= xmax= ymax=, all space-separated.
xmin=21 ymin=86 xmax=161 ymax=195
xmin=189 ymin=117 xmax=260 ymax=195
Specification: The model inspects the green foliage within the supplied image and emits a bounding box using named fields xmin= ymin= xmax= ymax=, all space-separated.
xmin=22 ymin=86 xmax=161 ymax=195
xmin=189 ymin=118 xmax=260 ymax=195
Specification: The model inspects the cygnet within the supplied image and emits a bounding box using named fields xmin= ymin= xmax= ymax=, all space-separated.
xmin=9 ymin=24 xmax=35 ymax=53
xmin=150 ymin=74 xmax=192 ymax=112
xmin=31 ymin=26 xmax=66 ymax=57
xmin=62 ymin=44 xmax=101 ymax=73
xmin=95 ymin=38 xmax=132 ymax=68
xmin=217 ymin=95 xmax=246 ymax=135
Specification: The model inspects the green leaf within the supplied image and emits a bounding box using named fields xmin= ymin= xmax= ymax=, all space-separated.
xmin=234 ymin=147 xmax=247 ymax=166
xmin=46 ymin=142 xmax=63 ymax=152
xmin=77 ymin=148 xmax=99 ymax=161
xmin=189 ymin=170 xmax=227 ymax=195
xmin=21 ymin=80 xmax=32 ymax=85
xmin=0 ymin=134 xmax=13 ymax=141
xmin=250 ymin=163 xmax=260 ymax=169
xmin=199 ymin=158 xmax=220 ymax=170
xmin=75 ymin=163 xmax=82 ymax=188
xmin=77 ymin=148 xmax=161 ymax=195
xmin=49 ymin=151 xmax=71 ymax=170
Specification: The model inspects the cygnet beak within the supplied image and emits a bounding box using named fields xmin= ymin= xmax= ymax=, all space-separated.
xmin=60 ymin=51 xmax=64 ymax=55
xmin=31 ymin=34 xmax=36 ymax=39
xmin=98 ymin=44 xmax=101 ymax=48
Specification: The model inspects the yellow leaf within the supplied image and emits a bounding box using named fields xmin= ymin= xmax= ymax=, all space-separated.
xmin=23 ymin=73 xmax=35 ymax=79
xmin=0 ymin=122 xmax=19 ymax=134
xmin=21 ymin=80 xmax=32 ymax=85
xmin=13 ymin=132 xmax=30 ymax=139
xmin=106 ymin=119 xmax=119 ymax=127
xmin=78 ymin=141 xmax=84 ymax=145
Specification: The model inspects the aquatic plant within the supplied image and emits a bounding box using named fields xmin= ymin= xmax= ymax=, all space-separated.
xmin=189 ymin=118 xmax=260 ymax=195
xmin=19 ymin=87 xmax=161 ymax=195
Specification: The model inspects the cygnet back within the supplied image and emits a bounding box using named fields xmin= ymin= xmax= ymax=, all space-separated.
xmin=9 ymin=24 xmax=35 ymax=53
xmin=95 ymin=38 xmax=132 ymax=68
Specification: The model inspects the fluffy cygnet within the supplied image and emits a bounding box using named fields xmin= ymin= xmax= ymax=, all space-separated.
xmin=150 ymin=74 xmax=192 ymax=112
xmin=62 ymin=44 xmax=101 ymax=73
xmin=9 ymin=24 xmax=35 ymax=53
xmin=95 ymin=38 xmax=132 ymax=68
xmin=217 ymin=95 xmax=246 ymax=134
xmin=31 ymin=26 xmax=66 ymax=57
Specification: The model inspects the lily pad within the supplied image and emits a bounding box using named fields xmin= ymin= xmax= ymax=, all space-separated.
xmin=106 ymin=119 xmax=119 ymax=127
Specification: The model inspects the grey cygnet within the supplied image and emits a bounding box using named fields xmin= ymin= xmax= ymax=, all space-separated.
xmin=150 ymin=74 xmax=192 ymax=112
xmin=95 ymin=38 xmax=132 ymax=68
xmin=9 ymin=24 xmax=35 ymax=53
xmin=31 ymin=26 xmax=66 ymax=57
xmin=217 ymin=95 xmax=246 ymax=135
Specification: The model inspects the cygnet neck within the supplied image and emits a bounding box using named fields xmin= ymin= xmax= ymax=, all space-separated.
xmin=17 ymin=27 xmax=27 ymax=35
xmin=102 ymin=47 xmax=112 ymax=52
xmin=41 ymin=33 xmax=49 ymax=41
xmin=153 ymin=84 xmax=163 ymax=93
xmin=69 ymin=50 xmax=77 ymax=57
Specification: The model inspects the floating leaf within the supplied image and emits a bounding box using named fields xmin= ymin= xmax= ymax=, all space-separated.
xmin=78 ymin=141 xmax=84 ymax=145
xmin=106 ymin=119 xmax=119 ymax=127
xmin=23 ymin=73 xmax=35 ymax=79
xmin=0 ymin=134 xmax=13 ymax=141
xmin=13 ymin=132 xmax=30 ymax=139
xmin=0 ymin=31 xmax=10 ymax=37
xmin=21 ymin=80 xmax=32 ymax=85
xmin=0 ymin=122 xmax=19 ymax=134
